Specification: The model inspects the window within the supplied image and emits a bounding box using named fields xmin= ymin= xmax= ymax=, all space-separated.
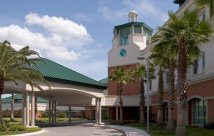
xmin=143 ymin=28 xmax=151 ymax=38
xmin=114 ymin=29 xmax=119 ymax=36
xmin=193 ymin=59 xmax=198 ymax=74
xmin=120 ymin=27 xmax=130 ymax=45
xmin=149 ymin=79 xmax=152 ymax=90
xmin=202 ymin=53 xmax=205 ymax=71
xmin=134 ymin=26 xmax=142 ymax=34
xmin=192 ymin=99 xmax=207 ymax=125
xmin=193 ymin=53 xmax=205 ymax=75
xmin=120 ymin=36 xmax=129 ymax=45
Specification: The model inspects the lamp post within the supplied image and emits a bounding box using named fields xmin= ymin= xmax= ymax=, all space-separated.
xmin=137 ymin=56 xmax=150 ymax=133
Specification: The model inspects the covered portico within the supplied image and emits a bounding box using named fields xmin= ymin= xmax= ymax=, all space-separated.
xmin=3 ymin=58 xmax=107 ymax=127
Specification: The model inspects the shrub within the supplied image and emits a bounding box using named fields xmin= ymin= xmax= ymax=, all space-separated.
xmin=57 ymin=110 xmax=67 ymax=118
xmin=9 ymin=124 xmax=26 ymax=131
xmin=0 ymin=123 xmax=26 ymax=132
xmin=110 ymin=120 xmax=139 ymax=125
xmin=41 ymin=110 xmax=48 ymax=117
xmin=204 ymin=122 xmax=214 ymax=129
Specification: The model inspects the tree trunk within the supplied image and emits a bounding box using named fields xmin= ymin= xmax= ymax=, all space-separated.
xmin=157 ymin=68 xmax=164 ymax=125
xmin=167 ymin=109 xmax=173 ymax=130
xmin=119 ymin=83 xmax=123 ymax=122
xmin=176 ymin=39 xmax=188 ymax=136
xmin=0 ymin=94 xmax=2 ymax=126
xmin=176 ymin=105 xmax=187 ymax=136
xmin=0 ymin=79 xmax=4 ymax=126
xmin=167 ymin=61 xmax=175 ymax=130
xmin=10 ymin=93 xmax=14 ymax=121
xmin=139 ymin=78 xmax=145 ymax=124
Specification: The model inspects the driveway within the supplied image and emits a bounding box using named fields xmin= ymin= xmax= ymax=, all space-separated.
xmin=34 ymin=122 xmax=125 ymax=136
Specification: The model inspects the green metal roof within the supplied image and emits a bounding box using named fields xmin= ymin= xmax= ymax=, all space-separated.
xmin=2 ymin=94 xmax=48 ymax=104
xmin=114 ymin=22 xmax=153 ymax=33
xmin=32 ymin=58 xmax=107 ymax=89
xmin=99 ymin=78 xmax=108 ymax=86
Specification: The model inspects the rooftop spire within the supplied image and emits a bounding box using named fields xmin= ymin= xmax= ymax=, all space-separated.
xmin=128 ymin=10 xmax=138 ymax=22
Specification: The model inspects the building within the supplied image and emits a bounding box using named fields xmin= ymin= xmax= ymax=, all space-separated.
xmin=105 ymin=0 xmax=214 ymax=126
xmin=4 ymin=58 xmax=106 ymax=127
xmin=105 ymin=10 xmax=152 ymax=121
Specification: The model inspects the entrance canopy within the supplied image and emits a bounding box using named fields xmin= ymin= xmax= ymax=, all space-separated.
xmin=4 ymin=58 xmax=107 ymax=106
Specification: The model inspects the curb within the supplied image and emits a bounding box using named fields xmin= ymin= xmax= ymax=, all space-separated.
xmin=102 ymin=125 xmax=126 ymax=136
xmin=6 ymin=129 xmax=45 ymax=136
xmin=104 ymin=125 xmax=150 ymax=136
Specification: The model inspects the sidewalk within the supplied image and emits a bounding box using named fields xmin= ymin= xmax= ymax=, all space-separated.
xmin=105 ymin=125 xmax=150 ymax=136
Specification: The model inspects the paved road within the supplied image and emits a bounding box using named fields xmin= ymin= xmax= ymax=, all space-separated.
xmin=35 ymin=123 xmax=125 ymax=136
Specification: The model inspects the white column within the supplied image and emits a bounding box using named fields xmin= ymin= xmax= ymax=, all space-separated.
xmin=98 ymin=98 xmax=102 ymax=124
xmin=95 ymin=98 xmax=99 ymax=124
xmin=69 ymin=105 xmax=71 ymax=123
xmin=26 ymin=92 xmax=30 ymax=127
xmin=31 ymin=91 xmax=35 ymax=126
xmin=116 ymin=106 xmax=118 ymax=121
xmin=22 ymin=91 xmax=26 ymax=126
xmin=51 ymin=99 xmax=54 ymax=123
xmin=48 ymin=99 xmax=52 ymax=124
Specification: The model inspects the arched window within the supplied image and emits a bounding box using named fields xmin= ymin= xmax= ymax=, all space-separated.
xmin=191 ymin=99 xmax=207 ymax=125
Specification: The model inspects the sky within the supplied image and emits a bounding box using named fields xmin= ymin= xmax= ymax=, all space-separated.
xmin=0 ymin=0 xmax=178 ymax=81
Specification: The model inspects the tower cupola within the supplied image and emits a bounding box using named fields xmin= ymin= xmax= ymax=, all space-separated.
xmin=128 ymin=10 xmax=138 ymax=22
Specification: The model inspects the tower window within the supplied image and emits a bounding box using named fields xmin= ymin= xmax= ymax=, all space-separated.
xmin=134 ymin=26 xmax=142 ymax=34
xmin=120 ymin=27 xmax=130 ymax=45
xmin=120 ymin=36 xmax=129 ymax=45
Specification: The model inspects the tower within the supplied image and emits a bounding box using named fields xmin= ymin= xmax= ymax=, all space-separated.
xmin=108 ymin=11 xmax=153 ymax=95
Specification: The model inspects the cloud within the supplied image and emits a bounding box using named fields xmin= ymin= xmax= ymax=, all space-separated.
xmin=26 ymin=13 xmax=92 ymax=42
xmin=0 ymin=24 xmax=81 ymax=61
xmin=0 ymin=13 xmax=95 ymax=61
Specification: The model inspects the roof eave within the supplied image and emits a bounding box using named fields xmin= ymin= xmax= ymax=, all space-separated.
xmin=45 ymin=76 xmax=107 ymax=90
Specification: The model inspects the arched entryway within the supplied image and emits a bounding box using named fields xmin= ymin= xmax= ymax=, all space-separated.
xmin=188 ymin=97 xmax=207 ymax=125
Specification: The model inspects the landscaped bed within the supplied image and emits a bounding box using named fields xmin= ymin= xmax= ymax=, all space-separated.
xmin=127 ymin=123 xmax=214 ymax=136
xmin=0 ymin=123 xmax=42 ymax=135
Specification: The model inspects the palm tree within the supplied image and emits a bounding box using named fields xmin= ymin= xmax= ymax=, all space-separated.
xmin=150 ymin=44 xmax=168 ymax=125
xmin=132 ymin=64 xmax=155 ymax=124
xmin=10 ymin=93 xmax=14 ymax=121
xmin=158 ymin=11 xmax=213 ymax=136
xmin=132 ymin=65 xmax=146 ymax=124
xmin=196 ymin=0 xmax=214 ymax=20
xmin=0 ymin=40 xmax=47 ymax=126
xmin=109 ymin=67 xmax=132 ymax=122
xmin=152 ymin=33 xmax=203 ymax=131
xmin=151 ymin=34 xmax=177 ymax=130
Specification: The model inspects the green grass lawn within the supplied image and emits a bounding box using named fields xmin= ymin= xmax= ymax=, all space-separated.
xmin=127 ymin=124 xmax=214 ymax=136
